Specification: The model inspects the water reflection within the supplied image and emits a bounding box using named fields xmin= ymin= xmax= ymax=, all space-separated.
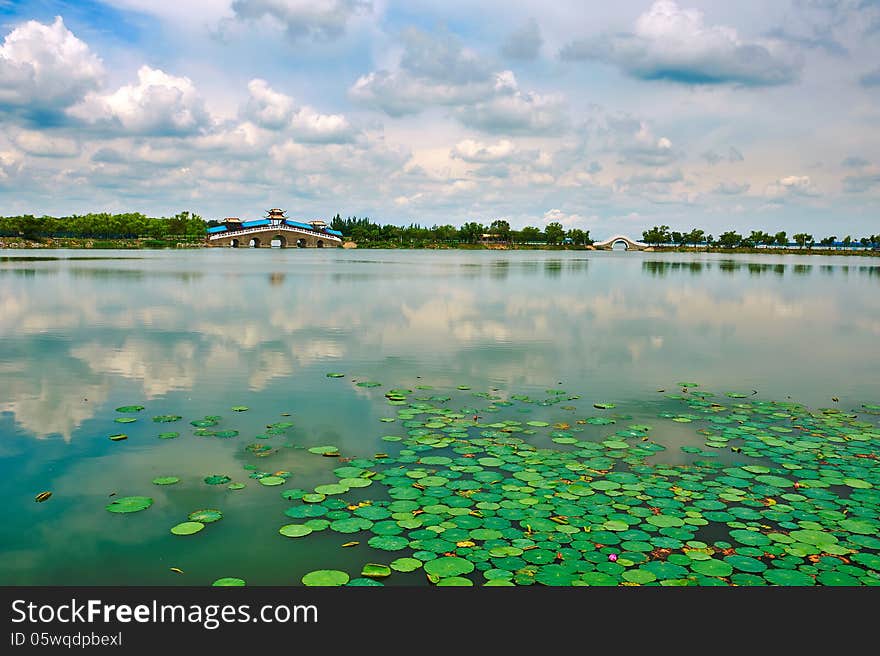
xmin=0 ymin=249 xmax=878 ymax=442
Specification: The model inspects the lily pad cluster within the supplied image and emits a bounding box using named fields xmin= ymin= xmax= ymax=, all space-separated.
xmin=286 ymin=381 xmax=879 ymax=586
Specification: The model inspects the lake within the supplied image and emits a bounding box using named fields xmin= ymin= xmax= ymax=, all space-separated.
xmin=1 ymin=249 xmax=878 ymax=586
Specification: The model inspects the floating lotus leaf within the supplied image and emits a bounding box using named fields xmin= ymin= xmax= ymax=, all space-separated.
xmin=153 ymin=415 xmax=181 ymax=423
xmin=228 ymin=483 xmax=245 ymax=490
xmin=356 ymin=381 xmax=382 ymax=388
xmin=330 ymin=517 xmax=373 ymax=533
xmin=152 ymin=476 xmax=179 ymax=485
xmin=301 ymin=570 xmax=350 ymax=586
xmin=424 ymin=556 xmax=475 ymax=578
xmin=188 ymin=509 xmax=222 ymax=523
xmin=339 ymin=477 xmax=372 ymax=489
xmin=763 ymin=568 xmax=815 ymax=586
xmin=171 ymin=521 xmax=204 ymax=535
xmin=436 ymin=577 xmax=473 ymax=586
xmin=308 ymin=446 xmax=339 ymax=455
xmin=212 ymin=578 xmax=245 ymax=586
xmin=204 ymin=475 xmax=231 ymax=485
xmin=367 ymin=535 xmax=409 ymax=551
xmin=361 ymin=563 xmax=392 ymax=578
xmin=314 ymin=483 xmax=348 ymax=495
xmin=109 ymin=433 xmax=128 ymax=441
xmin=114 ymin=418 xmax=137 ymax=424
xmin=213 ymin=430 xmax=239 ymax=439
xmin=593 ymin=403 xmax=616 ymax=409
xmin=157 ymin=432 xmax=179 ymax=439
xmin=326 ymin=373 xmax=345 ymax=378
xmin=279 ymin=524 xmax=313 ymax=538
xmin=690 ymin=559 xmax=733 ymax=577
xmin=390 ymin=557 xmax=422 ymax=572
xmin=259 ymin=476 xmax=285 ymax=487
xmin=106 ymin=496 xmax=153 ymax=513
xmin=116 ymin=405 xmax=144 ymax=413
xmin=231 ymin=406 xmax=249 ymax=412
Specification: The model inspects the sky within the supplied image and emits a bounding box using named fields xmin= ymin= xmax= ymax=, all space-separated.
xmin=0 ymin=0 xmax=878 ymax=237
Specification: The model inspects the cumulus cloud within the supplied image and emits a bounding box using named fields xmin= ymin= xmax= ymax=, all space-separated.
xmin=588 ymin=113 xmax=678 ymax=167
xmin=560 ymin=1 xmax=801 ymax=86
xmin=350 ymin=28 xmax=567 ymax=134
xmin=765 ymin=175 xmax=818 ymax=197
xmin=12 ymin=130 xmax=80 ymax=157
xmin=231 ymin=0 xmax=372 ymax=41
xmin=451 ymin=138 xmax=517 ymax=163
xmin=68 ymin=66 xmax=210 ymax=135
xmin=542 ymin=208 xmax=596 ymax=227
xmin=0 ymin=16 xmax=104 ymax=116
xmin=242 ymin=78 xmax=356 ymax=142
xmin=500 ymin=18 xmax=543 ymax=60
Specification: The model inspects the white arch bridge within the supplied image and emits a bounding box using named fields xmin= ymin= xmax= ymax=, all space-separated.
xmin=592 ymin=235 xmax=649 ymax=251
xmin=207 ymin=223 xmax=343 ymax=248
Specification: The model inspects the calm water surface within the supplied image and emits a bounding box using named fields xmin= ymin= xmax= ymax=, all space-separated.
xmin=1 ymin=249 xmax=878 ymax=584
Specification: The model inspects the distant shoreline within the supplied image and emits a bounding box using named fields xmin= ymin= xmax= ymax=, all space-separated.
xmin=1 ymin=237 xmax=878 ymax=257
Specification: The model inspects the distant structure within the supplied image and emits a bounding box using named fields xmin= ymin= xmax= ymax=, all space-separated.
xmin=592 ymin=235 xmax=649 ymax=251
xmin=206 ymin=208 xmax=343 ymax=248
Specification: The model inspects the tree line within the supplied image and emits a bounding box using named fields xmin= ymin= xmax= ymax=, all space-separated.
xmin=0 ymin=212 xmax=206 ymax=240
xmin=641 ymin=225 xmax=880 ymax=249
xmin=327 ymin=215 xmax=593 ymax=246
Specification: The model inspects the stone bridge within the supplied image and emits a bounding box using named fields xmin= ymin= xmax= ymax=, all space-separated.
xmin=207 ymin=223 xmax=343 ymax=248
xmin=593 ymin=235 xmax=649 ymax=251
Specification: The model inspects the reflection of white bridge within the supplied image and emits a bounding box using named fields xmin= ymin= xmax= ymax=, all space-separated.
xmin=593 ymin=235 xmax=649 ymax=251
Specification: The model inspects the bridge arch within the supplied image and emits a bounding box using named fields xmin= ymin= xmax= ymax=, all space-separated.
xmin=316 ymin=239 xmax=324 ymax=248
xmin=230 ymin=238 xmax=239 ymax=248
xmin=593 ymin=235 xmax=649 ymax=251
xmin=271 ymin=234 xmax=287 ymax=248
xmin=249 ymin=236 xmax=262 ymax=248
xmin=296 ymin=238 xmax=306 ymax=248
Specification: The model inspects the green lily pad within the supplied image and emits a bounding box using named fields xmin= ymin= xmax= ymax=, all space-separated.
xmin=279 ymin=524 xmax=313 ymax=538
xmin=424 ymin=557 xmax=475 ymax=578
xmin=116 ymin=405 xmax=144 ymax=413
xmin=301 ymin=570 xmax=350 ymax=586
xmin=188 ymin=509 xmax=222 ymax=523
xmin=171 ymin=521 xmax=204 ymax=536
xmin=105 ymin=496 xmax=153 ymax=514
xmin=204 ymin=475 xmax=231 ymax=485
xmin=152 ymin=476 xmax=179 ymax=485
xmin=361 ymin=563 xmax=392 ymax=578
xmin=212 ymin=578 xmax=246 ymax=586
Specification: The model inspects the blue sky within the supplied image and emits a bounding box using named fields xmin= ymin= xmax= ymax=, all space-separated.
xmin=1 ymin=0 xmax=878 ymax=237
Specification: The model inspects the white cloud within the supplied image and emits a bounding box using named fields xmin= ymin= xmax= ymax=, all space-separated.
xmin=542 ymin=208 xmax=596 ymax=227
xmin=243 ymin=78 xmax=356 ymax=142
xmin=68 ymin=66 xmax=210 ymax=135
xmin=350 ymin=28 xmax=567 ymax=134
xmin=0 ymin=16 xmax=104 ymax=113
xmin=451 ymin=138 xmax=516 ymax=163
xmin=765 ymin=175 xmax=818 ymax=197
xmin=231 ymin=0 xmax=372 ymax=41
xmin=588 ymin=113 xmax=678 ymax=166
xmin=560 ymin=1 xmax=800 ymax=86
xmin=12 ymin=130 xmax=80 ymax=157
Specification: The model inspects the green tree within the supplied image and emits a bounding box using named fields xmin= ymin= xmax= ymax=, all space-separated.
xmin=544 ymin=222 xmax=565 ymax=245
xmin=642 ymin=225 xmax=671 ymax=245
xmin=717 ymin=231 xmax=743 ymax=248
xmin=685 ymin=229 xmax=705 ymax=248
xmin=566 ymin=228 xmax=592 ymax=246
xmin=774 ymin=231 xmax=788 ymax=246
xmin=489 ymin=219 xmax=511 ymax=242
xmin=793 ymin=233 xmax=812 ymax=249
xmin=459 ymin=222 xmax=485 ymax=244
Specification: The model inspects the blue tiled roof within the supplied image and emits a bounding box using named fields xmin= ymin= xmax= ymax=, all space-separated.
xmin=326 ymin=229 xmax=343 ymax=237
xmin=241 ymin=219 xmax=271 ymax=228
xmin=284 ymin=219 xmax=314 ymax=231
xmin=206 ymin=225 xmax=228 ymax=234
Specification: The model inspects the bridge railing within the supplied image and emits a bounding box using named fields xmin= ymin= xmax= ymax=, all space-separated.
xmin=208 ymin=224 xmax=342 ymax=242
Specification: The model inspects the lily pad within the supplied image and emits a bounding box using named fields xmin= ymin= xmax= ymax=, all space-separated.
xmin=152 ymin=476 xmax=179 ymax=486
xmin=105 ymin=496 xmax=153 ymax=514
xmin=171 ymin=521 xmax=204 ymax=535
xmin=301 ymin=570 xmax=350 ymax=586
